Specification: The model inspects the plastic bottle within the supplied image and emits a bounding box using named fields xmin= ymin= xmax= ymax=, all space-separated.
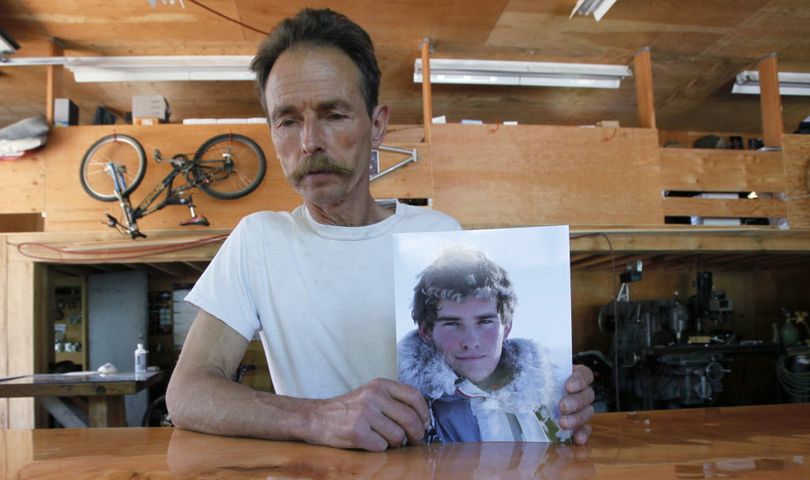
xmin=135 ymin=343 xmax=148 ymax=373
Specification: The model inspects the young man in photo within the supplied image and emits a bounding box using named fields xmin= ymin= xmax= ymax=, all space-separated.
xmin=399 ymin=247 xmax=565 ymax=442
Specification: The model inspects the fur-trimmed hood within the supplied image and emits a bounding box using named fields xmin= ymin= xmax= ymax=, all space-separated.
xmin=397 ymin=330 xmax=561 ymax=415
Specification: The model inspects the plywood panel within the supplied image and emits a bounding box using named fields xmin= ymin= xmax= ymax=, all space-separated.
xmin=430 ymin=124 xmax=663 ymax=228
xmin=0 ymin=236 xmax=7 ymax=428
xmin=660 ymin=149 xmax=784 ymax=192
xmin=42 ymin=124 xmax=297 ymax=233
xmin=782 ymin=134 xmax=810 ymax=229
xmin=42 ymin=124 xmax=434 ymax=233
xmin=570 ymin=229 xmax=810 ymax=253
xmin=370 ymin=144 xmax=433 ymax=199
xmin=6 ymin=258 xmax=35 ymax=428
xmin=0 ymin=153 xmax=44 ymax=214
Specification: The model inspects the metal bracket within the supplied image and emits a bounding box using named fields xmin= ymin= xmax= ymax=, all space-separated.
xmin=369 ymin=145 xmax=418 ymax=182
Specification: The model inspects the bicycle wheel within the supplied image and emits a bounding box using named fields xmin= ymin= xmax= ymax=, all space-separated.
xmin=79 ymin=134 xmax=146 ymax=202
xmin=192 ymin=133 xmax=267 ymax=200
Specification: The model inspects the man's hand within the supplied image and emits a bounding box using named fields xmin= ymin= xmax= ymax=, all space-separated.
xmin=558 ymin=364 xmax=595 ymax=445
xmin=308 ymin=378 xmax=429 ymax=452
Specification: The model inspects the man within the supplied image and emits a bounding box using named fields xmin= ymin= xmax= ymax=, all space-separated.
xmin=166 ymin=8 xmax=594 ymax=451
xmin=399 ymin=247 xmax=563 ymax=443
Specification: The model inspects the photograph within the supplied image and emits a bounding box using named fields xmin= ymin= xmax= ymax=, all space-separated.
xmin=394 ymin=226 xmax=573 ymax=443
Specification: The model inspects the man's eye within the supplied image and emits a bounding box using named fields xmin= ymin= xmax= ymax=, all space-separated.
xmin=479 ymin=318 xmax=495 ymax=325
xmin=440 ymin=321 xmax=459 ymax=328
xmin=326 ymin=113 xmax=346 ymax=120
xmin=277 ymin=118 xmax=297 ymax=128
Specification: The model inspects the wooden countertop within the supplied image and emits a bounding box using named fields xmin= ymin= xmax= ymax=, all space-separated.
xmin=4 ymin=403 xmax=809 ymax=479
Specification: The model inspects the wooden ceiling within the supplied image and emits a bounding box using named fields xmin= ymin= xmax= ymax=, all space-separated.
xmin=1 ymin=0 xmax=809 ymax=134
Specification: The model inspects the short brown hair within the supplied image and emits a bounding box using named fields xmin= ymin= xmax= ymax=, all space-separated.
xmin=250 ymin=8 xmax=380 ymax=118
xmin=412 ymin=247 xmax=517 ymax=333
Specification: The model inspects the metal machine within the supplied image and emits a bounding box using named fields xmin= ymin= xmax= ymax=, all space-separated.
xmin=598 ymin=270 xmax=746 ymax=410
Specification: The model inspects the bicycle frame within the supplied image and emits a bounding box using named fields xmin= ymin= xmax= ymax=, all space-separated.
xmin=106 ymin=156 xmax=198 ymax=238
xmin=88 ymin=133 xmax=264 ymax=239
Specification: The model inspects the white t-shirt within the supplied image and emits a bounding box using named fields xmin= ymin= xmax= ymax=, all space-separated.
xmin=185 ymin=202 xmax=461 ymax=399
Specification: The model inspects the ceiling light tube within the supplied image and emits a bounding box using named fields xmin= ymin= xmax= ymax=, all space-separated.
xmin=414 ymin=58 xmax=632 ymax=89
xmin=0 ymin=55 xmax=256 ymax=82
xmin=732 ymin=70 xmax=810 ymax=96
xmin=66 ymin=56 xmax=255 ymax=82
xmin=569 ymin=0 xmax=619 ymax=21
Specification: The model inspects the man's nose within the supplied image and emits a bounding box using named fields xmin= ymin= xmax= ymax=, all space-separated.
xmin=300 ymin=117 xmax=324 ymax=155
xmin=459 ymin=328 xmax=479 ymax=350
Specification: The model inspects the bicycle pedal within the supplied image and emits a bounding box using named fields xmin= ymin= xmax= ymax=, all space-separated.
xmin=180 ymin=215 xmax=210 ymax=227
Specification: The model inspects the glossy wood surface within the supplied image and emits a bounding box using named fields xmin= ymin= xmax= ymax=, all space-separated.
xmin=2 ymin=403 xmax=809 ymax=479
xmin=0 ymin=371 xmax=164 ymax=398
xmin=0 ymin=371 xmax=164 ymax=428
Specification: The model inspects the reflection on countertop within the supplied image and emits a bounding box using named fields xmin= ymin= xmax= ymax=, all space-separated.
xmin=3 ymin=403 xmax=809 ymax=479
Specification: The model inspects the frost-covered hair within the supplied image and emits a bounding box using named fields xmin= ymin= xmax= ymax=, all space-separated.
xmin=412 ymin=246 xmax=517 ymax=332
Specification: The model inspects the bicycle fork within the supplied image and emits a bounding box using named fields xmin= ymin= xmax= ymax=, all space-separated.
xmin=106 ymin=162 xmax=145 ymax=239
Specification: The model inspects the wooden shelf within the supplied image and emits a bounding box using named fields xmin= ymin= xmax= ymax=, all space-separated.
xmin=570 ymin=228 xmax=810 ymax=254
xmin=570 ymin=228 xmax=810 ymax=271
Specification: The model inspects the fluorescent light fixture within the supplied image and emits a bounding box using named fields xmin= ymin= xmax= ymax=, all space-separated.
xmin=732 ymin=70 xmax=810 ymax=96
xmin=0 ymin=55 xmax=255 ymax=82
xmin=66 ymin=56 xmax=255 ymax=82
xmin=414 ymin=58 xmax=632 ymax=89
xmin=569 ymin=0 xmax=619 ymax=21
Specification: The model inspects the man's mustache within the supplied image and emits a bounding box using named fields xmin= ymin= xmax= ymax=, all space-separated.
xmin=288 ymin=154 xmax=354 ymax=184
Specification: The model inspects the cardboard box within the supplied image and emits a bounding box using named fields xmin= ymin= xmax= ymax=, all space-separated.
xmin=132 ymin=95 xmax=170 ymax=122
xmin=54 ymin=98 xmax=78 ymax=127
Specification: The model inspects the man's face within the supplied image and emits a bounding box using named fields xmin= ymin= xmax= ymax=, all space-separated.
xmin=421 ymin=297 xmax=511 ymax=385
xmin=263 ymin=46 xmax=388 ymax=208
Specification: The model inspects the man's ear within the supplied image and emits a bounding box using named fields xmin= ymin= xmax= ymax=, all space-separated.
xmin=418 ymin=323 xmax=432 ymax=343
xmin=370 ymin=104 xmax=389 ymax=149
xmin=503 ymin=320 xmax=512 ymax=341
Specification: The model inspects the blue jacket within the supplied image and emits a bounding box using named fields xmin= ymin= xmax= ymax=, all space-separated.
xmin=397 ymin=330 xmax=568 ymax=443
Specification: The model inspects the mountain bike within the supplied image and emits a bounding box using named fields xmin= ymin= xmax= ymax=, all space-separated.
xmin=79 ymin=133 xmax=266 ymax=239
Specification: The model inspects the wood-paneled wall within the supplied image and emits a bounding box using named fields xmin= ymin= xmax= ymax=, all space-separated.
xmin=43 ymin=125 xmax=296 ymax=233
xmin=0 ymin=152 xmax=44 ymax=214
xmin=40 ymin=124 xmax=433 ymax=233
xmin=5 ymin=124 xmax=810 ymax=232
xmin=783 ymin=135 xmax=810 ymax=229
xmin=431 ymin=125 xmax=663 ymax=227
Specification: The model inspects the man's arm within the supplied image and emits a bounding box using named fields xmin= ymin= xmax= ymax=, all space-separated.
xmin=166 ymin=310 xmax=429 ymax=451
xmin=557 ymin=364 xmax=596 ymax=445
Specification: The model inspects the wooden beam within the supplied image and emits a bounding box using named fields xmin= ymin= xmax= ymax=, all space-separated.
xmin=148 ymin=262 xmax=189 ymax=278
xmin=45 ymin=38 xmax=64 ymax=126
xmin=659 ymin=149 xmax=784 ymax=192
xmin=582 ymin=254 xmax=639 ymax=271
xmin=88 ymin=396 xmax=126 ymax=428
xmin=0 ymin=236 xmax=7 ymax=427
xmin=38 ymin=396 xmax=87 ymax=428
xmin=569 ymin=253 xmax=591 ymax=263
xmin=183 ymin=261 xmax=207 ymax=274
xmin=758 ymin=54 xmax=783 ymax=148
xmin=759 ymin=254 xmax=810 ymax=269
xmin=634 ymin=47 xmax=656 ymax=129
xmin=652 ymin=253 xmax=704 ymax=270
xmin=421 ymin=39 xmax=433 ymax=144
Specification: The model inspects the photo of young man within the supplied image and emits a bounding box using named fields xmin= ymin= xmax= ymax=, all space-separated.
xmin=394 ymin=230 xmax=572 ymax=443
